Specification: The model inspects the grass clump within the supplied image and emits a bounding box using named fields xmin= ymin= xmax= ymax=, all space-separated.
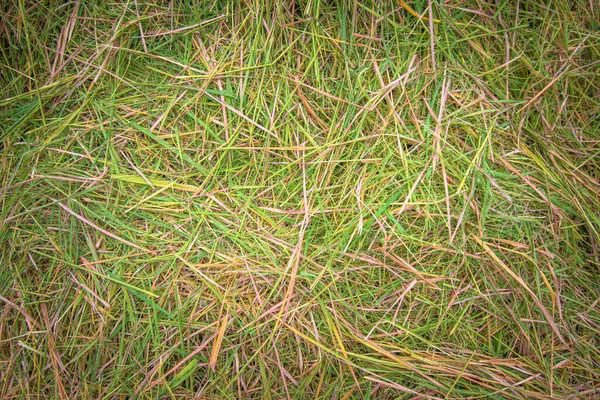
xmin=1 ymin=0 xmax=599 ymax=398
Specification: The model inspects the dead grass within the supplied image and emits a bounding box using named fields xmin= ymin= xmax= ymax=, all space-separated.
xmin=1 ymin=0 xmax=599 ymax=398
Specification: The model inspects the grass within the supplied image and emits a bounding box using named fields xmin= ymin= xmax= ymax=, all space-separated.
xmin=1 ymin=0 xmax=599 ymax=398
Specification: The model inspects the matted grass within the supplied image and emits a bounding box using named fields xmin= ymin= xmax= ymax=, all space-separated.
xmin=1 ymin=1 xmax=599 ymax=398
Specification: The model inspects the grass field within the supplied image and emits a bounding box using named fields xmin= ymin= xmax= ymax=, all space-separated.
xmin=1 ymin=1 xmax=599 ymax=398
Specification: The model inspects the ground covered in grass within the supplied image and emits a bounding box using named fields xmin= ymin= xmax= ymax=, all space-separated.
xmin=1 ymin=0 xmax=599 ymax=398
